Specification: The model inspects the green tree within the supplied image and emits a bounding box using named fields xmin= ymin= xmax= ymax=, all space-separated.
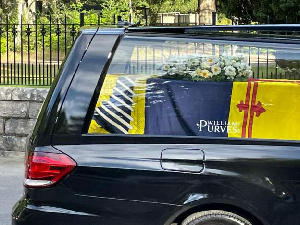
xmin=101 ymin=0 xmax=130 ymax=24
xmin=0 ymin=0 xmax=18 ymax=21
xmin=253 ymin=0 xmax=299 ymax=23
xmin=217 ymin=0 xmax=300 ymax=24
xmin=161 ymin=0 xmax=198 ymax=13
xmin=217 ymin=0 xmax=255 ymax=24
xmin=146 ymin=0 xmax=166 ymax=25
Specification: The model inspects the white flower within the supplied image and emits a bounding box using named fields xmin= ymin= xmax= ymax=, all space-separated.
xmin=245 ymin=65 xmax=252 ymax=71
xmin=225 ymin=66 xmax=236 ymax=78
xmin=207 ymin=56 xmax=218 ymax=65
xmin=194 ymin=67 xmax=202 ymax=77
xmin=201 ymin=62 xmax=210 ymax=69
xmin=200 ymin=69 xmax=213 ymax=78
xmin=219 ymin=61 xmax=225 ymax=67
xmin=163 ymin=64 xmax=170 ymax=71
xmin=236 ymin=63 xmax=246 ymax=72
xmin=236 ymin=54 xmax=248 ymax=63
xmin=211 ymin=64 xmax=222 ymax=75
xmin=175 ymin=63 xmax=186 ymax=71
xmin=172 ymin=63 xmax=186 ymax=76
xmin=178 ymin=70 xmax=185 ymax=75
xmin=189 ymin=58 xmax=201 ymax=67
xmin=183 ymin=60 xmax=190 ymax=66
xmin=167 ymin=58 xmax=179 ymax=66
xmin=243 ymin=70 xmax=253 ymax=78
xmin=168 ymin=67 xmax=177 ymax=75
xmin=190 ymin=71 xmax=197 ymax=77
xmin=224 ymin=59 xmax=232 ymax=66
xmin=162 ymin=53 xmax=251 ymax=81
xmin=193 ymin=68 xmax=212 ymax=78
xmin=187 ymin=60 xmax=193 ymax=67
xmin=221 ymin=54 xmax=235 ymax=66
xmin=232 ymin=61 xmax=239 ymax=67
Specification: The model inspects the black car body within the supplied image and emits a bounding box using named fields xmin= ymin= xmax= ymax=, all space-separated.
xmin=12 ymin=25 xmax=300 ymax=225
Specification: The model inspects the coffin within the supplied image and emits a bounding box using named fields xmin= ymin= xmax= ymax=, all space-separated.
xmin=89 ymin=75 xmax=300 ymax=141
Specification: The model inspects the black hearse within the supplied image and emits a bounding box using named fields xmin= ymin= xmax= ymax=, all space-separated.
xmin=12 ymin=25 xmax=300 ymax=225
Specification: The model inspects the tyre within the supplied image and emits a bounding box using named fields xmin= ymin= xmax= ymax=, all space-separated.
xmin=181 ymin=210 xmax=253 ymax=225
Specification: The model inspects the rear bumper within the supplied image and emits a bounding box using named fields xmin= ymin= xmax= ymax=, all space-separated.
xmin=12 ymin=197 xmax=101 ymax=225
xmin=12 ymin=196 xmax=180 ymax=225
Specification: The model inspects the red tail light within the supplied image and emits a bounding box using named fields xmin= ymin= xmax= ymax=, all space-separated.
xmin=24 ymin=152 xmax=76 ymax=188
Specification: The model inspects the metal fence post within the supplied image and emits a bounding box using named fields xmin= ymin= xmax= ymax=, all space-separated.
xmin=117 ymin=15 xmax=122 ymax=22
xmin=212 ymin=11 xmax=217 ymax=25
xmin=145 ymin=14 xmax=148 ymax=26
xmin=80 ymin=13 xmax=85 ymax=27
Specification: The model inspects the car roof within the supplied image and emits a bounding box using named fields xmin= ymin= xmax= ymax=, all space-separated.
xmin=80 ymin=25 xmax=300 ymax=43
xmin=81 ymin=24 xmax=300 ymax=33
xmin=127 ymin=24 xmax=300 ymax=33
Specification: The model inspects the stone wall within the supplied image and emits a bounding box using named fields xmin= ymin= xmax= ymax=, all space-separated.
xmin=0 ymin=87 xmax=49 ymax=157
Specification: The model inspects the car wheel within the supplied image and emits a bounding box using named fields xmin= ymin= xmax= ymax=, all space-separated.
xmin=181 ymin=210 xmax=253 ymax=225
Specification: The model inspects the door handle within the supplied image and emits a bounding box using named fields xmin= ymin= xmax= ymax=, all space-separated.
xmin=160 ymin=148 xmax=205 ymax=173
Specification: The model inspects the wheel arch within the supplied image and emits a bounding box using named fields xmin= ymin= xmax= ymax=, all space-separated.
xmin=169 ymin=203 xmax=265 ymax=225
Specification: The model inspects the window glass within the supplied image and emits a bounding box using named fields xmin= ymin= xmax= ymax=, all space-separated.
xmin=88 ymin=36 xmax=300 ymax=141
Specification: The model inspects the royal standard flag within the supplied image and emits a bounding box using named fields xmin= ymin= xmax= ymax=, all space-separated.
xmin=228 ymin=79 xmax=300 ymax=140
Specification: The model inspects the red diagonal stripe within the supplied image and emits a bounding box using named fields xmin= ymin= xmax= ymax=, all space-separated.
xmin=241 ymin=81 xmax=252 ymax=138
xmin=248 ymin=82 xmax=259 ymax=138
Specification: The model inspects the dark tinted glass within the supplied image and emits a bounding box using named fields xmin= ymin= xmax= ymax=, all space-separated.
xmin=88 ymin=36 xmax=300 ymax=141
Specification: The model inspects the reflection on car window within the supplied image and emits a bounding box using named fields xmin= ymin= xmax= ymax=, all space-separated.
xmin=88 ymin=36 xmax=300 ymax=141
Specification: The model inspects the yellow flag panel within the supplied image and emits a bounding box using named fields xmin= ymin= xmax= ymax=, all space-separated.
xmin=252 ymin=81 xmax=300 ymax=140
xmin=229 ymin=80 xmax=300 ymax=141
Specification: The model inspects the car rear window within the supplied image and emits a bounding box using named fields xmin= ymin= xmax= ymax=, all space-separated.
xmin=88 ymin=36 xmax=300 ymax=141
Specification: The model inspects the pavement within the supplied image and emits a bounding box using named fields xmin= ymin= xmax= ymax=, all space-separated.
xmin=0 ymin=156 xmax=24 ymax=225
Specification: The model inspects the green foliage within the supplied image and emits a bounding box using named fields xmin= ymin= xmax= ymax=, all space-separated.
xmin=146 ymin=0 xmax=167 ymax=24
xmin=160 ymin=0 xmax=198 ymax=13
xmin=217 ymin=13 xmax=232 ymax=25
xmin=0 ymin=0 xmax=18 ymax=22
xmin=0 ymin=37 xmax=6 ymax=54
xmin=100 ymin=0 xmax=149 ymax=24
xmin=217 ymin=0 xmax=254 ymax=23
xmin=84 ymin=0 xmax=104 ymax=6
xmin=253 ymin=0 xmax=300 ymax=23
xmin=0 ymin=0 xmax=199 ymax=27
xmin=101 ymin=0 xmax=130 ymax=24
xmin=217 ymin=0 xmax=300 ymax=24
xmin=0 ymin=0 xmax=204 ymax=55
xmin=147 ymin=0 xmax=198 ymax=24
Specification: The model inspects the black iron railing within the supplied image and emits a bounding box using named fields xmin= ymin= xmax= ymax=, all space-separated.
xmin=0 ymin=18 xmax=299 ymax=86
xmin=0 ymin=15 xmax=81 ymax=86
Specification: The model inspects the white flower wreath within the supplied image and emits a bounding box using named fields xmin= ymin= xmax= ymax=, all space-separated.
xmin=160 ymin=54 xmax=253 ymax=81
